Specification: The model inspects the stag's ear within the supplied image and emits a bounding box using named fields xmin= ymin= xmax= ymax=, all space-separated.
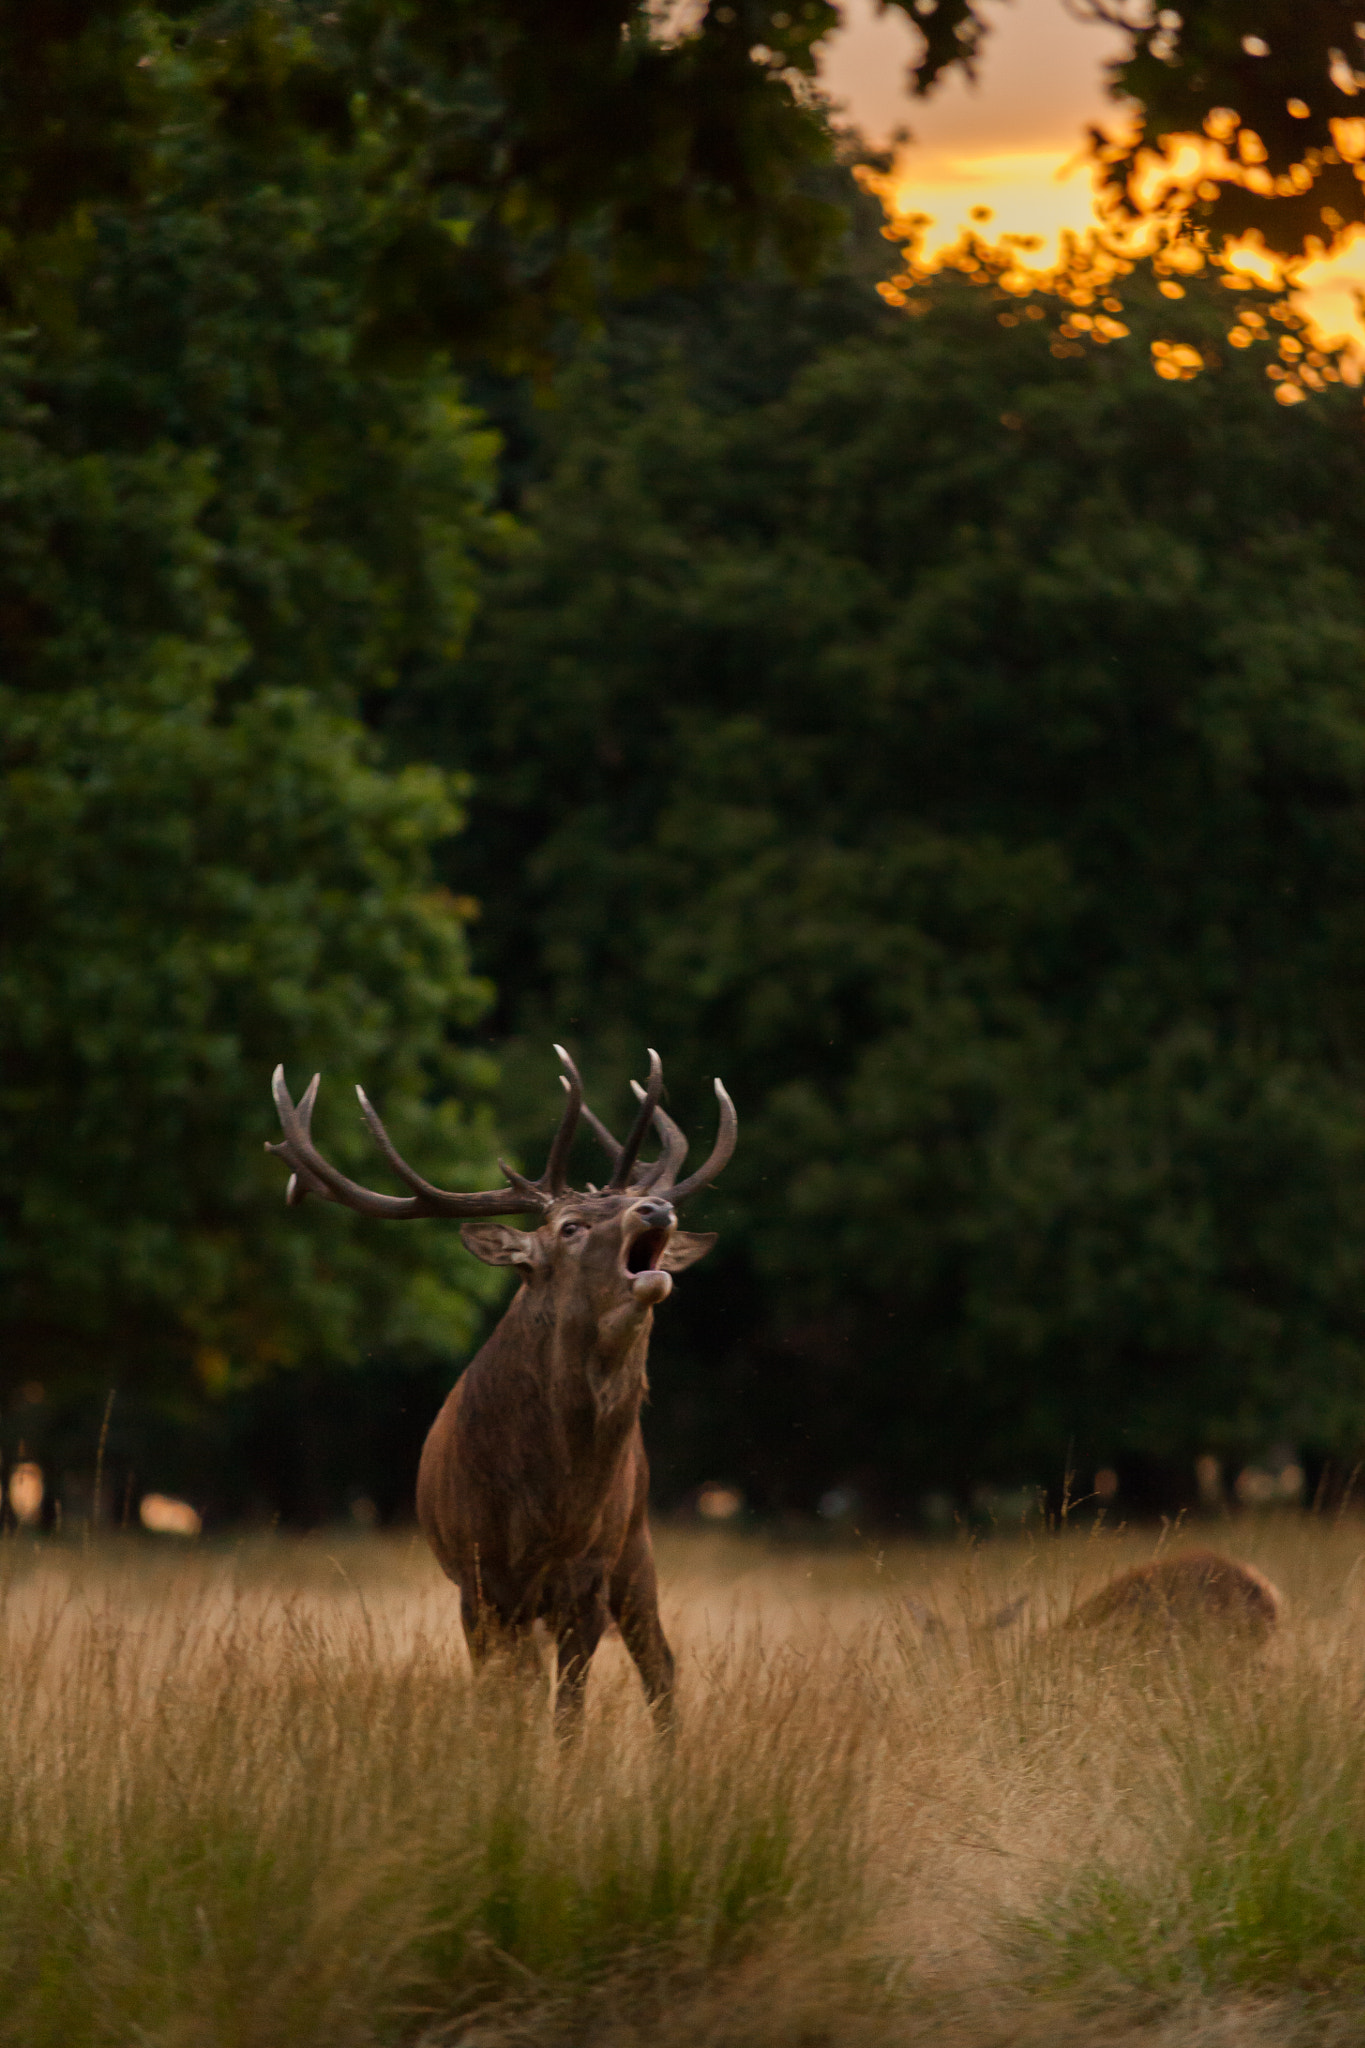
xmin=459 ymin=1222 xmax=540 ymax=1269
xmin=661 ymin=1230 xmax=716 ymax=1272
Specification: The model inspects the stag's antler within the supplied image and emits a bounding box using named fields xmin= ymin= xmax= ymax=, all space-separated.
xmin=608 ymin=1049 xmax=663 ymax=1189
xmin=578 ymin=1079 xmax=688 ymax=1192
xmin=541 ymin=1043 xmax=583 ymax=1195
xmin=268 ymin=1045 xmax=732 ymax=1216
xmin=628 ymin=1079 xmax=690 ymax=1191
xmin=266 ymin=1046 xmax=585 ymax=1219
xmin=579 ymin=1064 xmax=736 ymax=1203
xmin=666 ymin=1079 xmax=736 ymax=1202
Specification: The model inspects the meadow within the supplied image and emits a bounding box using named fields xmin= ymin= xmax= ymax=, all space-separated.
xmin=3 ymin=1516 xmax=1365 ymax=2046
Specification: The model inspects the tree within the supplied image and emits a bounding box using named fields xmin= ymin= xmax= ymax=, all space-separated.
xmin=0 ymin=1 xmax=849 ymax=369
xmin=890 ymin=0 xmax=1365 ymax=264
xmin=7 ymin=3 xmax=1358 ymax=368
xmin=0 ymin=3 xmax=844 ymax=1517
xmin=0 ymin=38 xmax=515 ymax=1511
xmin=0 ymin=341 xmax=504 ymax=1415
xmin=409 ymin=247 xmax=1365 ymax=1512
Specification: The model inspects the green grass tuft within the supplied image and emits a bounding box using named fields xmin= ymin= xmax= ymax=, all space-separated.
xmin=1022 ymin=1649 xmax=1365 ymax=2001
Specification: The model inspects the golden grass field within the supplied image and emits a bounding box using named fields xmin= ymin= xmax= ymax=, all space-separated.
xmin=5 ymin=1515 xmax=1365 ymax=2046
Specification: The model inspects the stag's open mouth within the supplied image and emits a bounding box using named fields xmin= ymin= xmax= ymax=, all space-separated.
xmin=625 ymin=1227 xmax=671 ymax=1275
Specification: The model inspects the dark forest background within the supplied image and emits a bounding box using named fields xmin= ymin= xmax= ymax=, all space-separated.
xmin=6 ymin=1 xmax=1365 ymax=1529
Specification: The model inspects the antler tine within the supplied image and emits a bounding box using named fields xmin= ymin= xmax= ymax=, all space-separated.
xmin=267 ymin=1065 xmax=547 ymax=1219
xmin=577 ymin=1092 xmax=623 ymax=1168
xmin=628 ymin=1077 xmax=689 ymax=1192
xmin=539 ymin=1044 xmax=583 ymax=1195
xmin=575 ymin=1080 xmax=684 ymax=1191
xmin=355 ymin=1087 xmax=546 ymax=1216
xmin=269 ymin=1066 xmax=420 ymax=1218
xmin=280 ymin=1072 xmax=330 ymax=1205
xmin=608 ymin=1049 xmax=664 ymax=1190
xmin=661 ymin=1078 xmax=737 ymax=1205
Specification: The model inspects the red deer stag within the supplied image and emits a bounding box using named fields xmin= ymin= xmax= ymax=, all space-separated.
xmin=267 ymin=1046 xmax=734 ymax=1727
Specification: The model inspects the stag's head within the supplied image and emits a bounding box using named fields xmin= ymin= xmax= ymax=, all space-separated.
xmin=267 ymin=1046 xmax=734 ymax=1328
xmin=460 ymin=1184 xmax=714 ymax=1332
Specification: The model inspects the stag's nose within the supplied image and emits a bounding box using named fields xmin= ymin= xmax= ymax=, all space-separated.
xmin=631 ymin=1197 xmax=676 ymax=1229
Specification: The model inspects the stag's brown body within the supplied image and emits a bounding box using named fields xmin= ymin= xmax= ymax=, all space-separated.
xmin=268 ymin=1044 xmax=734 ymax=1725
xmin=416 ymin=1212 xmax=676 ymax=1714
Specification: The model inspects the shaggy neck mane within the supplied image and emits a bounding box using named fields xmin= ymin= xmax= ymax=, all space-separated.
xmin=494 ymin=1281 xmax=654 ymax=1451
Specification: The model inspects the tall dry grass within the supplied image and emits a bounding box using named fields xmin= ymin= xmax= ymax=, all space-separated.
xmin=3 ymin=1517 xmax=1365 ymax=2046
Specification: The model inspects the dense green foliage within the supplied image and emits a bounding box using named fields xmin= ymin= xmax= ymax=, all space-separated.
xmin=2 ymin=1 xmax=851 ymax=367
xmin=0 ymin=31 xmax=510 ymax=1500
xmin=404 ymin=252 xmax=1365 ymax=1512
xmin=0 ymin=3 xmax=884 ymax=1518
xmin=0 ymin=455 xmax=499 ymax=1389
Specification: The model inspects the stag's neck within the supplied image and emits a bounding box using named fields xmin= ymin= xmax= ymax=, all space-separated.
xmin=500 ymin=1286 xmax=653 ymax=1451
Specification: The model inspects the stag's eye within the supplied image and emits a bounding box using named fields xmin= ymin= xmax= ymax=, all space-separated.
xmin=559 ymin=1220 xmax=585 ymax=1239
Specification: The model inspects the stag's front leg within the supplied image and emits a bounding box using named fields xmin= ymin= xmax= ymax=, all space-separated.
xmin=552 ymin=1584 xmax=610 ymax=1735
xmin=460 ymin=1581 xmax=548 ymax=1707
xmin=610 ymin=1530 xmax=676 ymax=1726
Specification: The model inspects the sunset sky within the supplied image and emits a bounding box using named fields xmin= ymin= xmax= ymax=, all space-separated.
xmin=819 ymin=0 xmax=1365 ymax=352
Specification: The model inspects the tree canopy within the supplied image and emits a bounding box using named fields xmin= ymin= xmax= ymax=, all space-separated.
xmin=7 ymin=2 xmax=1361 ymax=361
xmin=1 ymin=1 xmax=848 ymax=366
xmin=0 ymin=22 xmax=511 ymax=1509
xmin=889 ymin=0 xmax=1365 ymax=262
xmin=1077 ymin=1 xmax=1365 ymax=260
xmin=407 ymin=241 xmax=1365 ymax=1513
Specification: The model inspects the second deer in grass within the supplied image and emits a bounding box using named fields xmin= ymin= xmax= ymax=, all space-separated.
xmin=906 ymin=1547 xmax=1282 ymax=1643
xmin=268 ymin=1044 xmax=734 ymax=1728
xmin=1066 ymin=1548 xmax=1281 ymax=1638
